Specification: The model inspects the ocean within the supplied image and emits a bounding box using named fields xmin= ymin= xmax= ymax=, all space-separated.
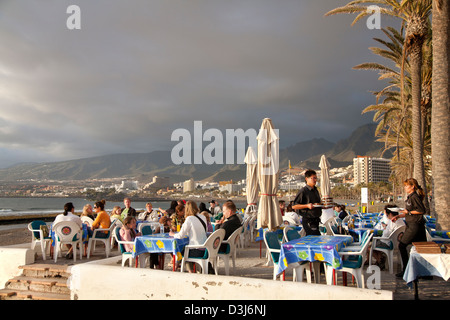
xmin=0 ymin=197 xmax=248 ymax=219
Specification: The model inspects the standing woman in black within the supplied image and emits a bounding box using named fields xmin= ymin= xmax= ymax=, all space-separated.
xmin=392 ymin=178 xmax=427 ymax=277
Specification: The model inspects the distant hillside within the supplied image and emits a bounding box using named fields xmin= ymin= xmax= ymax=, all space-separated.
xmin=0 ymin=123 xmax=388 ymax=182
xmin=298 ymin=123 xmax=387 ymax=169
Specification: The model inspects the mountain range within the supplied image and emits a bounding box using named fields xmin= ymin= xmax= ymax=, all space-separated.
xmin=0 ymin=123 xmax=388 ymax=183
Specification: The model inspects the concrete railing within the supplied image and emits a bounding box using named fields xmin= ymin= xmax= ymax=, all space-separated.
xmin=69 ymin=260 xmax=393 ymax=300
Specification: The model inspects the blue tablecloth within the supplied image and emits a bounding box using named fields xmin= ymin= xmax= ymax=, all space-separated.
xmin=276 ymin=235 xmax=353 ymax=275
xmin=132 ymin=233 xmax=189 ymax=261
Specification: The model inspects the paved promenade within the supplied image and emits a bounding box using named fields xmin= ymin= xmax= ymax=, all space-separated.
xmin=20 ymin=239 xmax=450 ymax=300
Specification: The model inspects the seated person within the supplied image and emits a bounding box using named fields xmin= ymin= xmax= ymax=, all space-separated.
xmin=334 ymin=204 xmax=348 ymax=220
xmin=110 ymin=206 xmax=123 ymax=223
xmin=170 ymin=204 xmax=186 ymax=232
xmin=284 ymin=203 xmax=301 ymax=225
xmin=201 ymin=211 xmax=214 ymax=232
xmin=158 ymin=215 xmax=172 ymax=233
xmin=170 ymin=201 xmax=208 ymax=272
xmin=371 ymin=204 xmax=406 ymax=269
xmin=91 ymin=200 xmax=111 ymax=238
xmin=216 ymin=200 xmax=242 ymax=253
xmin=138 ymin=202 xmax=160 ymax=221
xmin=119 ymin=216 xmax=141 ymax=252
xmin=53 ymin=202 xmax=83 ymax=259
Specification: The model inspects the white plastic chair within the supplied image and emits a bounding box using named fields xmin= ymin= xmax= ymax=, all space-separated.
xmin=181 ymin=229 xmax=225 ymax=275
xmin=87 ymin=220 xmax=117 ymax=258
xmin=53 ymin=221 xmax=83 ymax=263
xmin=326 ymin=233 xmax=374 ymax=288
xmin=263 ymin=230 xmax=312 ymax=282
xmin=28 ymin=220 xmax=51 ymax=260
xmin=283 ymin=226 xmax=302 ymax=243
xmin=217 ymin=226 xmax=243 ymax=275
xmin=240 ymin=216 xmax=251 ymax=248
xmin=369 ymin=226 xmax=406 ymax=274
xmin=113 ymin=226 xmax=136 ymax=267
xmin=324 ymin=217 xmax=341 ymax=236
xmin=80 ymin=216 xmax=94 ymax=228
xmin=248 ymin=214 xmax=257 ymax=242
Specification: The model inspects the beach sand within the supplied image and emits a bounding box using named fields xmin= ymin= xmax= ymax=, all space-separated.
xmin=0 ymin=227 xmax=30 ymax=246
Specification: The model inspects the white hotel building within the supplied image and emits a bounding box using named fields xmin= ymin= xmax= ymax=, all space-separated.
xmin=353 ymin=156 xmax=391 ymax=186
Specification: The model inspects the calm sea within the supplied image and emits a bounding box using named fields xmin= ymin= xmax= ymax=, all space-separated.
xmin=0 ymin=197 xmax=247 ymax=219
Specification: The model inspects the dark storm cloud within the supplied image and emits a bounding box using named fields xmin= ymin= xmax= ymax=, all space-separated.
xmin=0 ymin=0 xmax=389 ymax=167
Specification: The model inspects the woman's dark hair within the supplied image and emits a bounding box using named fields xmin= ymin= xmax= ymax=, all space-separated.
xmin=95 ymin=200 xmax=105 ymax=211
xmin=170 ymin=200 xmax=178 ymax=210
xmin=64 ymin=202 xmax=74 ymax=216
xmin=404 ymin=178 xmax=425 ymax=200
xmin=199 ymin=202 xmax=210 ymax=213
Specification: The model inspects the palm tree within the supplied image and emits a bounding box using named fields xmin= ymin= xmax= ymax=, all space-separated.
xmin=354 ymin=27 xmax=432 ymax=189
xmin=325 ymin=0 xmax=432 ymax=212
xmin=431 ymin=0 xmax=450 ymax=229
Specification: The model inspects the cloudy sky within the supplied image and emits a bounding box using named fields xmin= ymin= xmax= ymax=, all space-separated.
xmin=0 ymin=0 xmax=394 ymax=168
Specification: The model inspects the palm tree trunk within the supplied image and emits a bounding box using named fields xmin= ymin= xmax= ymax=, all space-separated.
xmin=410 ymin=46 xmax=430 ymax=213
xmin=432 ymin=0 xmax=450 ymax=229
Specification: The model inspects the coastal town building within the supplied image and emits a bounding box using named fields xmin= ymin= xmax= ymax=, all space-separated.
xmin=353 ymin=156 xmax=391 ymax=186
xmin=183 ymin=178 xmax=195 ymax=193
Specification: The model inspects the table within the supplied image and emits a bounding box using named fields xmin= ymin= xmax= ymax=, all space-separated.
xmin=132 ymin=233 xmax=189 ymax=270
xmin=403 ymin=246 xmax=450 ymax=299
xmin=255 ymin=226 xmax=302 ymax=259
xmin=276 ymin=235 xmax=353 ymax=278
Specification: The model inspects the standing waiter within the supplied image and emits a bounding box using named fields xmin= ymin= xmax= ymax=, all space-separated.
xmin=392 ymin=178 xmax=427 ymax=278
xmin=292 ymin=169 xmax=322 ymax=235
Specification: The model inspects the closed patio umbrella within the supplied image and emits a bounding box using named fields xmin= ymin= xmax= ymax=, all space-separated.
xmin=257 ymin=118 xmax=282 ymax=231
xmin=319 ymin=154 xmax=334 ymax=223
xmin=244 ymin=146 xmax=259 ymax=217
xmin=319 ymin=154 xmax=331 ymax=200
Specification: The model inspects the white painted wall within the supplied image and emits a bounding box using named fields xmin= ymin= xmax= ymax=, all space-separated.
xmin=69 ymin=261 xmax=393 ymax=300
xmin=0 ymin=247 xmax=35 ymax=289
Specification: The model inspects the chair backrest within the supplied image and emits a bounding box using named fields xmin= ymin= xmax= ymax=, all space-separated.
xmin=360 ymin=232 xmax=374 ymax=255
xmin=138 ymin=222 xmax=162 ymax=234
xmin=141 ymin=225 xmax=153 ymax=236
xmin=53 ymin=221 xmax=82 ymax=243
xmin=242 ymin=216 xmax=250 ymax=230
xmin=342 ymin=214 xmax=351 ymax=225
xmin=249 ymin=214 xmax=257 ymax=229
xmin=81 ymin=216 xmax=94 ymax=227
xmin=203 ymin=229 xmax=226 ymax=261
xmin=114 ymin=226 xmax=127 ymax=254
xmin=263 ymin=230 xmax=281 ymax=263
xmin=324 ymin=217 xmax=338 ymax=236
xmin=29 ymin=220 xmax=47 ymax=239
xmin=389 ymin=225 xmax=406 ymax=247
xmin=351 ymin=233 xmax=374 ymax=269
xmin=226 ymin=226 xmax=243 ymax=252
xmin=283 ymin=226 xmax=301 ymax=243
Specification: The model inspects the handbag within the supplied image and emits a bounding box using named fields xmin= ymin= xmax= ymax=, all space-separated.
xmin=39 ymin=224 xmax=49 ymax=238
